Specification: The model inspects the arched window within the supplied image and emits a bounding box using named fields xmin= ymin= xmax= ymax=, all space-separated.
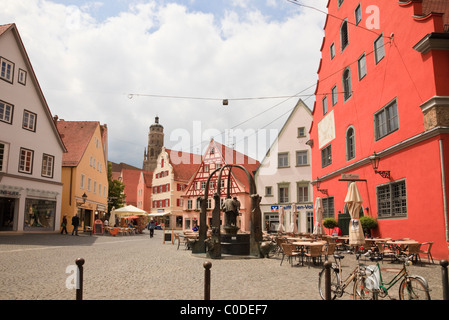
xmin=342 ymin=68 xmax=352 ymax=101
xmin=340 ymin=20 xmax=349 ymax=51
xmin=346 ymin=126 xmax=355 ymax=161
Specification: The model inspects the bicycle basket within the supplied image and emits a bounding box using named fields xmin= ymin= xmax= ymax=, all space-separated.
xmin=365 ymin=265 xmax=380 ymax=290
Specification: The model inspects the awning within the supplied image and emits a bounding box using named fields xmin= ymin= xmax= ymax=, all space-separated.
xmin=148 ymin=212 xmax=170 ymax=217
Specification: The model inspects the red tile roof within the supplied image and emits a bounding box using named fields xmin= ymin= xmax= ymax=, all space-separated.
xmin=423 ymin=0 xmax=449 ymax=27
xmin=56 ymin=120 xmax=99 ymax=166
xmin=166 ymin=149 xmax=202 ymax=182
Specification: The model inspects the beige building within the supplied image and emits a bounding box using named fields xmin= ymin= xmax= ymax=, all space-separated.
xmin=56 ymin=120 xmax=108 ymax=231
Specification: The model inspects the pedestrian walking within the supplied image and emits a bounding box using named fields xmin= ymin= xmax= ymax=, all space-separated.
xmin=60 ymin=215 xmax=68 ymax=234
xmin=148 ymin=219 xmax=155 ymax=238
xmin=71 ymin=214 xmax=80 ymax=236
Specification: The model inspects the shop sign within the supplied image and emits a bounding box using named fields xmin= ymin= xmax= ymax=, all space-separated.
xmin=0 ymin=189 xmax=20 ymax=197
xmin=271 ymin=204 xmax=313 ymax=211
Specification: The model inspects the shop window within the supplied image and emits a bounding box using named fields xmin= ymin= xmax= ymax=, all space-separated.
xmin=24 ymin=198 xmax=56 ymax=230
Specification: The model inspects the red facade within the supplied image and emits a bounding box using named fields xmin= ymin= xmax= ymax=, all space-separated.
xmin=310 ymin=0 xmax=449 ymax=259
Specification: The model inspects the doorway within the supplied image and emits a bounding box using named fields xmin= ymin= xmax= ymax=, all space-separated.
xmin=0 ymin=197 xmax=15 ymax=231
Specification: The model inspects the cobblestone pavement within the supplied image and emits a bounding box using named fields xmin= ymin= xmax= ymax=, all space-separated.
xmin=0 ymin=230 xmax=445 ymax=301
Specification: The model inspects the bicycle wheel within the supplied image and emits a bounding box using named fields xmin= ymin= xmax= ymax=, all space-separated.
xmin=398 ymin=276 xmax=430 ymax=300
xmin=318 ymin=267 xmax=339 ymax=300
xmin=353 ymin=276 xmax=377 ymax=300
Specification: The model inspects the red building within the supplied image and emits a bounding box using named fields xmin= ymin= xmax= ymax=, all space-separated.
xmin=310 ymin=0 xmax=449 ymax=259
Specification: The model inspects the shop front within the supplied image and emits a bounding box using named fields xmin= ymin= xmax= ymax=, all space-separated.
xmin=0 ymin=182 xmax=62 ymax=232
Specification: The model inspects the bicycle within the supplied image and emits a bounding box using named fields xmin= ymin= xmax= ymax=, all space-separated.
xmin=353 ymin=252 xmax=431 ymax=300
xmin=318 ymin=251 xmax=369 ymax=300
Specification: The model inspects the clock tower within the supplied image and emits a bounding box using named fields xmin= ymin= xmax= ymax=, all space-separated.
xmin=143 ymin=116 xmax=164 ymax=171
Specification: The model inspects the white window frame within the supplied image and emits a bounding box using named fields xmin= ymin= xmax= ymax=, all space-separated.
xmin=19 ymin=148 xmax=33 ymax=174
xmin=0 ymin=142 xmax=9 ymax=173
xmin=0 ymin=57 xmax=14 ymax=83
xmin=296 ymin=150 xmax=309 ymax=166
xmin=23 ymin=110 xmax=37 ymax=132
xmin=374 ymin=34 xmax=385 ymax=64
xmin=358 ymin=53 xmax=367 ymax=80
xmin=0 ymin=100 xmax=13 ymax=124
xmin=278 ymin=152 xmax=289 ymax=168
xmin=41 ymin=153 xmax=54 ymax=178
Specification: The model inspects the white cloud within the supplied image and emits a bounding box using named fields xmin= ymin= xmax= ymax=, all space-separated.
xmin=1 ymin=0 xmax=325 ymax=168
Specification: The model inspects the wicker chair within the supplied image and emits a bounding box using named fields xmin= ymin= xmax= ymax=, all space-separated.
xmin=322 ymin=243 xmax=336 ymax=261
xmin=418 ymin=242 xmax=434 ymax=264
xmin=280 ymin=243 xmax=302 ymax=267
xmin=376 ymin=242 xmax=396 ymax=263
xmin=402 ymin=243 xmax=422 ymax=265
xmin=304 ymin=244 xmax=324 ymax=268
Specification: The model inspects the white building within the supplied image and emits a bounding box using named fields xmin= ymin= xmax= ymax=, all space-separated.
xmin=0 ymin=24 xmax=66 ymax=232
xmin=255 ymin=99 xmax=313 ymax=233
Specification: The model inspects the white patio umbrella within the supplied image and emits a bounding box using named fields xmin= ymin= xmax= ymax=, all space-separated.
xmin=113 ymin=205 xmax=148 ymax=216
xmin=109 ymin=207 xmax=116 ymax=226
xmin=291 ymin=204 xmax=298 ymax=234
xmin=313 ymin=197 xmax=325 ymax=235
xmin=345 ymin=182 xmax=365 ymax=246
xmin=277 ymin=206 xmax=285 ymax=233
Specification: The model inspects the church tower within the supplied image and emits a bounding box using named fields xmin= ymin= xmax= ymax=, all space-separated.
xmin=143 ymin=116 xmax=164 ymax=172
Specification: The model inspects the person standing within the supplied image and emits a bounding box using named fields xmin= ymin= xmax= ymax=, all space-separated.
xmin=71 ymin=214 xmax=80 ymax=236
xmin=148 ymin=219 xmax=155 ymax=238
xmin=60 ymin=215 xmax=68 ymax=234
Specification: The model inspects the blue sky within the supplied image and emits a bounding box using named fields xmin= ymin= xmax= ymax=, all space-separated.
xmin=1 ymin=0 xmax=327 ymax=168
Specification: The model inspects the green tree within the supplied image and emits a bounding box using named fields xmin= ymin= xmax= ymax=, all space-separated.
xmin=107 ymin=162 xmax=126 ymax=213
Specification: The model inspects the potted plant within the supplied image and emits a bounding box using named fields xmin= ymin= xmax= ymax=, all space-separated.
xmin=323 ymin=217 xmax=338 ymax=234
xmin=360 ymin=216 xmax=378 ymax=238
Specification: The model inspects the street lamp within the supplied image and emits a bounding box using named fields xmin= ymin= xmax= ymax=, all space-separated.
xmin=369 ymin=152 xmax=390 ymax=179
xmin=77 ymin=193 xmax=88 ymax=206
xmin=316 ymin=177 xmax=328 ymax=196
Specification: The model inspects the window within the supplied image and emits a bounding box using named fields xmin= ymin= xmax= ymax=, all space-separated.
xmin=358 ymin=54 xmax=367 ymax=80
xmin=278 ymin=184 xmax=289 ymax=204
xmin=278 ymin=152 xmax=289 ymax=168
xmin=18 ymin=69 xmax=27 ymax=85
xmin=187 ymin=200 xmax=193 ymax=210
xmin=346 ymin=126 xmax=355 ymax=160
xmin=41 ymin=154 xmax=54 ymax=178
xmin=297 ymin=184 xmax=309 ymax=203
xmin=330 ymin=43 xmax=335 ymax=60
xmin=374 ymin=34 xmax=385 ymax=64
xmin=332 ymin=86 xmax=338 ymax=105
xmin=265 ymin=186 xmax=272 ymax=196
xmin=377 ymin=180 xmax=407 ymax=218
xmin=204 ymin=165 xmax=209 ymax=173
xmin=0 ymin=142 xmax=9 ymax=172
xmin=375 ymin=99 xmax=399 ymax=140
xmin=322 ymin=197 xmax=335 ymax=219
xmin=338 ymin=0 xmax=344 ymax=7
xmin=296 ymin=150 xmax=308 ymax=166
xmin=340 ymin=20 xmax=349 ymax=52
xmin=342 ymin=68 xmax=352 ymax=101
xmin=0 ymin=100 xmax=13 ymax=124
xmin=23 ymin=110 xmax=37 ymax=132
xmin=355 ymin=4 xmax=362 ymax=25
xmin=297 ymin=127 xmax=306 ymax=137
xmin=19 ymin=148 xmax=33 ymax=174
xmin=0 ymin=57 xmax=14 ymax=83
xmin=322 ymin=96 xmax=328 ymax=115
xmin=321 ymin=144 xmax=332 ymax=168
xmin=80 ymin=174 xmax=85 ymax=189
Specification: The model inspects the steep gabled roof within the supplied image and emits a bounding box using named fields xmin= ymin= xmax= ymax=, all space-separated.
xmin=423 ymin=0 xmax=449 ymax=27
xmin=166 ymin=148 xmax=202 ymax=182
xmin=0 ymin=23 xmax=66 ymax=152
xmin=56 ymin=120 xmax=99 ymax=166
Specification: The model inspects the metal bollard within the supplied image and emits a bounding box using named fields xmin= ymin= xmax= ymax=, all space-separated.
xmin=75 ymin=258 xmax=85 ymax=300
xmin=441 ymin=260 xmax=449 ymax=300
xmin=324 ymin=261 xmax=332 ymax=300
xmin=203 ymin=261 xmax=212 ymax=300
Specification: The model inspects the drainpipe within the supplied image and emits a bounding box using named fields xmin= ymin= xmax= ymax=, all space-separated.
xmin=439 ymin=139 xmax=449 ymax=242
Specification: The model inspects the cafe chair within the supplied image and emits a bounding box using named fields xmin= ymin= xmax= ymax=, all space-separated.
xmin=402 ymin=243 xmax=422 ymax=265
xmin=418 ymin=242 xmax=434 ymax=264
xmin=304 ymin=244 xmax=324 ymax=269
xmin=280 ymin=243 xmax=302 ymax=267
xmin=322 ymin=243 xmax=336 ymax=261
xmin=376 ymin=243 xmax=396 ymax=263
